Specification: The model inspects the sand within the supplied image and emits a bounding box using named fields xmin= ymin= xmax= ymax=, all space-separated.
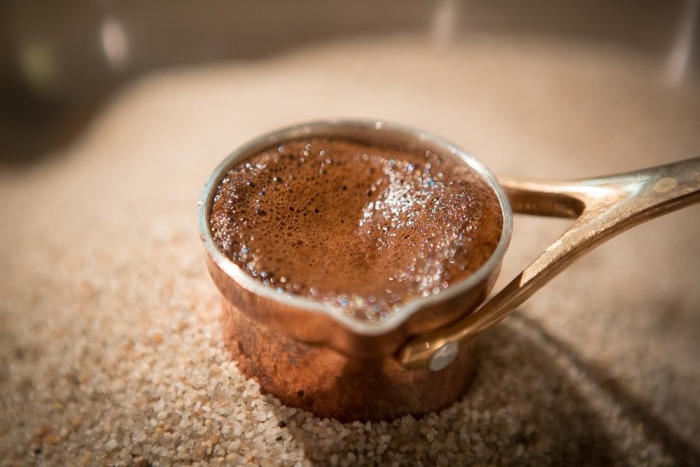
xmin=1 ymin=34 xmax=699 ymax=465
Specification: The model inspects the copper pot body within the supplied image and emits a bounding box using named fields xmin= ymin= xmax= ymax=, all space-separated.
xmin=199 ymin=120 xmax=513 ymax=421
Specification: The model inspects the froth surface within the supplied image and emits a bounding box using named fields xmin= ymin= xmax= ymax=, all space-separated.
xmin=209 ymin=137 xmax=503 ymax=321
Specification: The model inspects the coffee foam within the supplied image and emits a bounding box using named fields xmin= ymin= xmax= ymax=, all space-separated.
xmin=210 ymin=137 xmax=503 ymax=321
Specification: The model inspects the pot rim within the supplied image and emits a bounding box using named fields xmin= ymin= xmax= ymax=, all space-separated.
xmin=198 ymin=119 xmax=513 ymax=336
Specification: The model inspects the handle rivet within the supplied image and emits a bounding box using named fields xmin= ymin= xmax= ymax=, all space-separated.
xmin=429 ymin=342 xmax=459 ymax=372
xmin=654 ymin=177 xmax=678 ymax=193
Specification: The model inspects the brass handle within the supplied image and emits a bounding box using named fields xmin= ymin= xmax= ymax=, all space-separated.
xmin=398 ymin=156 xmax=700 ymax=371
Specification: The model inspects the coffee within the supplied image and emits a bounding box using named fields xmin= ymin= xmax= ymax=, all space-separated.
xmin=209 ymin=136 xmax=503 ymax=321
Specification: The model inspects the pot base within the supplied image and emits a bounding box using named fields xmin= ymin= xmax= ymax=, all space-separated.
xmin=221 ymin=299 xmax=478 ymax=422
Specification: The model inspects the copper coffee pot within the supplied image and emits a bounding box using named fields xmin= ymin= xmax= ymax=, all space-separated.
xmin=199 ymin=120 xmax=700 ymax=421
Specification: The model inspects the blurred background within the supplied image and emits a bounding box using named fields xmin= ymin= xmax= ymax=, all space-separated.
xmin=1 ymin=0 xmax=698 ymax=165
